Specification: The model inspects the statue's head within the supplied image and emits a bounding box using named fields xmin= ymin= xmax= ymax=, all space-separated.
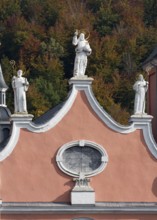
xmin=138 ymin=74 xmax=144 ymax=81
xmin=17 ymin=69 xmax=23 ymax=77
xmin=79 ymin=33 xmax=85 ymax=41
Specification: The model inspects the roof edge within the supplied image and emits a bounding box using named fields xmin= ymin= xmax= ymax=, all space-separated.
xmin=0 ymin=77 xmax=157 ymax=161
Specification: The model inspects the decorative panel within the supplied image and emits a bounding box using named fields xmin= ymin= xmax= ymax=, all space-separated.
xmin=56 ymin=140 xmax=108 ymax=178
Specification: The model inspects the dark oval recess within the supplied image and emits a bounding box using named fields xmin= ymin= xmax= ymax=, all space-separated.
xmin=62 ymin=146 xmax=102 ymax=175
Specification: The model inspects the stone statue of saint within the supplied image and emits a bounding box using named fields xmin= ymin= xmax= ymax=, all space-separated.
xmin=12 ymin=69 xmax=29 ymax=113
xmin=133 ymin=74 xmax=148 ymax=115
xmin=72 ymin=30 xmax=92 ymax=77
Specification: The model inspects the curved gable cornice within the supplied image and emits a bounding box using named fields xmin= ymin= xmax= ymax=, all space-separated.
xmin=0 ymin=77 xmax=157 ymax=161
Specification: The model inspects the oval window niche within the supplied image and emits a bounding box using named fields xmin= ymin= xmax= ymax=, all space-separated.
xmin=56 ymin=140 xmax=108 ymax=178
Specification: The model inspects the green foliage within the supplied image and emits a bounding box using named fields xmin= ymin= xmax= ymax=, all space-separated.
xmin=86 ymin=0 xmax=104 ymax=13
xmin=144 ymin=0 xmax=157 ymax=26
xmin=95 ymin=6 xmax=120 ymax=36
xmin=20 ymin=0 xmax=59 ymax=27
xmin=0 ymin=0 xmax=157 ymax=124
xmin=0 ymin=0 xmax=21 ymax=21
xmin=40 ymin=38 xmax=64 ymax=59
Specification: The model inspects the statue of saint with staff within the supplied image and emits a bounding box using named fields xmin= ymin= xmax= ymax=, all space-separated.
xmin=72 ymin=30 xmax=92 ymax=77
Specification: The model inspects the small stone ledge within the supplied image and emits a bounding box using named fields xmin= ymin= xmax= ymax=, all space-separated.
xmin=69 ymin=76 xmax=94 ymax=86
xmin=129 ymin=114 xmax=153 ymax=123
xmin=10 ymin=114 xmax=34 ymax=123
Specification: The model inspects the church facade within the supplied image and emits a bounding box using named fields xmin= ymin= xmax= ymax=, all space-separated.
xmin=0 ymin=43 xmax=157 ymax=219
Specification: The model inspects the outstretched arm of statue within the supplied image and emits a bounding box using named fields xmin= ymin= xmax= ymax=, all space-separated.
xmin=24 ymin=78 xmax=29 ymax=92
xmin=72 ymin=30 xmax=79 ymax=46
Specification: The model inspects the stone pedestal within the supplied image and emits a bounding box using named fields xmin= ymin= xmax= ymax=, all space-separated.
xmin=69 ymin=76 xmax=94 ymax=86
xmin=71 ymin=176 xmax=95 ymax=205
xmin=11 ymin=114 xmax=34 ymax=124
xmin=129 ymin=114 xmax=153 ymax=124
xmin=71 ymin=191 xmax=95 ymax=205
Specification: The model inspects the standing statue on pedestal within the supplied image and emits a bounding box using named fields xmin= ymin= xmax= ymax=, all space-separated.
xmin=72 ymin=30 xmax=92 ymax=77
xmin=133 ymin=74 xmax=148 ymax=115
xmin=12 ymin=70 xmax=29 ymax=113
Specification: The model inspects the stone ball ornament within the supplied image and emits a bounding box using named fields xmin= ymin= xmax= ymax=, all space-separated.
xmin=56 ymin=140 xmax=108 ymax=178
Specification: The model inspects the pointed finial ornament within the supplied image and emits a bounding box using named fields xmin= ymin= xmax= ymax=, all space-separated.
xmin=0 ymin=63 xmax=8 ymax=106
xmin=0 ymin=42 xmax=9 ymax=106
xmin=0 ymin=64 xmax=8 ymax=91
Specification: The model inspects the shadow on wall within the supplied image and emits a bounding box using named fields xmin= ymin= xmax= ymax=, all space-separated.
xmin=0 ymin=127 xmax=11 ymax=152
xmin=152 ymin=177 xmax=157 ymax=197
xmin=139 ymin=131 xmax=157 ymax=162
xmin=51 ymin=154 xmax=74 ymax=203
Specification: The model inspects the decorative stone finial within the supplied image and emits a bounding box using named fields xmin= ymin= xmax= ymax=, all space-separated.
xmin=0 ymin=64 xmax=8 ymax=107
xmin=73 ymin=173 xmax=93 ymax=192
xmin=12 ymin=69 xmax=29 ymax=114
xmin=133 ymin=74 xmax=148 ymax=115
xmin=71 ymin=173 xmax=95 ymax=205
xmin=72 ymin=29 xmax=92 ymax=77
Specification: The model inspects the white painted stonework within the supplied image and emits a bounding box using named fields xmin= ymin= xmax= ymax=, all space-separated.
xmin=0 ymin=77 xmax=157 ymax=161
xmin=12 ymin=70 xmax=29 ymax=114
xmin=133 ymin=74 xmax=148 ymax=115
xmin=56 ymin=140 xmax=108 ymax=178
xmin=72 ymin=30 xmax=92 ymax=77
xmin=71 ymin=191 xmax=95 ymax=205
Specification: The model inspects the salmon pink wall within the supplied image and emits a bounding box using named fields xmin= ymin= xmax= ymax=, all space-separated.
xmin=2 ymin=214 xmax=157 ymax=220
xmin=1 ymin=92 xmax=157 ymax=202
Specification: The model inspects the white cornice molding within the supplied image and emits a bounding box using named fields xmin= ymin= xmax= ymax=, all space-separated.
xmin=0 ymin=122 xmax=20 ymax=162
xmin=22 ymin=86 xmax=78 ymax=133
xmin=0 ymin=77 xmax=157 ymax=160
xmin=1 ymin=202 xmax=157 ymax=214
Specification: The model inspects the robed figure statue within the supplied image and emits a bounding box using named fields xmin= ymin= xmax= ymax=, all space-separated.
xmin=72 ymin=30 xmax=92 ymax=77
xmin=12 ymin=69 xmax=29 ymax=113
xmin=133 ymin=74 xmax=148 ymax=115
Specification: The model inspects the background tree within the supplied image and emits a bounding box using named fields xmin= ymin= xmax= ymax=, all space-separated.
xmin=0 ymin=0 xmax=157 ymax=124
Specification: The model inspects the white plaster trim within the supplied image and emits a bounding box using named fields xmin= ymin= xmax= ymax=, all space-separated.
xmin=143 ymin=122 xmax=157 ymax=157
xmin=72 ymin=80 xmax=157 ymax=159
xmin=0 ymin=86 xmax=77 ymax=161
xmin=0 ymin=88 xmax=7 ymax=92
xmin=56 ymin=140 xmax=108 ymax=178
xmin=0 ymin=104 xmax=7 ymax=107
xmin=0 ymin=122 xmax=20 ymax=161
xmin=19 ymin=87 xmax=78 ymax=133
xmin=83 ymin=85 xmax=135 ymax=133
xmin=2 ymin=202 xmax=157 ymax=214
xmin=1 ymin=77 xmax=157 ymax=161
xmin=71 ymin=191 xmax=95 ymax=205
xmin=0 ymin=121 xmax=10 ymax=124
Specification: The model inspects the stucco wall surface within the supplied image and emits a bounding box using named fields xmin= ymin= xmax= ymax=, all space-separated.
xmin=1 ymin=92 xmax=157 ymax=202
xmin=2 ymin=214 xmax=157 ymax=220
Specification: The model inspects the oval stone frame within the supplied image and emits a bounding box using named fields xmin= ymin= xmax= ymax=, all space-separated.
xmin=56 ymin=140 xmax=108 ymax=178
